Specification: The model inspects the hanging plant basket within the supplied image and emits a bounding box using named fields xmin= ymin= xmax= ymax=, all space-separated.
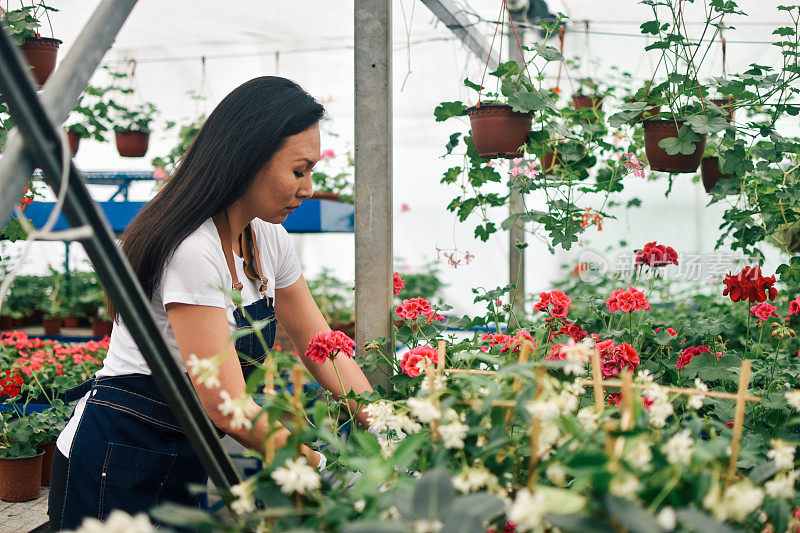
xmin=42 ymin=317 xmax=61 ymax=336
xmin=700 ymin=156 xmax=733 ymax=193
xmin=467 ymin=104 xmax=532 ymax=159
xmin=571 ymin=94 xmax=603 ymax=111
xmin=642 ymin=119 xmax=706 ymax=173
xmin=312 ymin=192 xmax=341 ymax=201
xmin=66 ymin=130 xmax=81 ymax=157
xmin=712 ymin=97 xmax=735 ymax=122
xmin=20 ymin=37 xmax=61 ymax=88
xmin=0 ymin=450 xmax=44 ymax=502
xmin=115 ymin=129 xmax=150 ymax=157
xmin=539 ymin=151 xmax=562 ymax=174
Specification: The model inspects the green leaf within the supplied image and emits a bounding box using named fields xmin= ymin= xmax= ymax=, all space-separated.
xmin=507 ymin=91 xmax=547 ymax=113
xmin=546 ymin=514 xmax=615 ymax=533
xmin=412 ymin=468 xmax=455 ymax=520
xmin=657 ymin=125 xmax=703 ymax=156
xmin=343 ymin=522 xmax=409 ymax=533
xmin=685 ymin=114 xmax=731 ymax=135
xmin=530 ymin=42 xmax=564 ymax=62
xmin=445 ymin=133 xmax=462 ymax=155
xmin=640 ymin=20 xmax=667 ymax=35
xmin=748 ymin=461 xmax=780 ymax=484
xmin=464 ymin=79 xmax=483 ymax=92
xmin=434 ymin=101 xmax=467 ymax=122
xmin=777 ymin=257 xmax=800 ymax=283
xmin=602 ymin=496 xmax=660 ymax=533
xmin=764 ymin=499 xmax=791 ymax=533
xmin=441 ymin=166 xmax=462 ymax=184
xmin=675 ymin=508 xmax=740 ymax=533
xmin=1 ymin=217 xmax=28 ymax=242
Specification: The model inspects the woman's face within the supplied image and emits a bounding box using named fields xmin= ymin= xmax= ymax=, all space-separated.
xmin=246 ymin=123 xmax=321 ymax=224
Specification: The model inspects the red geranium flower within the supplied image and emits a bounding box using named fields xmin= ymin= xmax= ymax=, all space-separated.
xmin=606 ymin=286 xmax=650 ymax=313
xmin=393 ymin=272 xmax=405 ymax=296
xmin=0 ymin=370 xmax=23 ymax=397
xmin=750 ymin=302 xmax=779 ymax=321
xmin=634 ymin=242 xmax=678 ymax=269
xmin=550 ymin=323 xmax=588 ymax=343
xmin=722 ymin=266 xmax=777 ymax=303
xmin=481 ymin=330 xmax=536 ymax=354
xmin=595 ymin=339 xmax=639 ymax=378
xmin=676 ymin=345 xmax=721 ymax=370
xmin=654 ymin=326 xmax=677 ymax=337
xmin=533 ymin=290 xmax=572 ymax=317
xmin=789 ymin=296 xmax=800 ymax=317
xmin=400 ymin=345 xmax=439 ymax=377
xmin=304 ymin=330 xmax=355 ymax=364
xmin=395 ymin=297 xmax=445 ymax=323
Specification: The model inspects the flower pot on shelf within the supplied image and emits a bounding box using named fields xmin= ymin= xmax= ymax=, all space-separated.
xmin=114 ymin=129 xmax=150 ymax=157
xmin=40 ymin=441 xmax=56 ymax=486
xmin=42 ymin=318 xmax=61 ymax=336
xmin=62 ymin=316 xmax=80 ymax=328
xmin=467 ymin=104 xmax=532 ymax=159
xmin=20 ymin=37 xmax=61 ymax=88
xmin=313 ymin=192 xmax=340 ymax=201
xmin=700 ymin=156 xmax=733 ymax=193
xmin=642 ymin=119 xmax=706 ymax=173
xmin=66 ymin=130 xmax=80 ymax=157
xmin=91 ymin=317 xmax=113 ymax=337
xmin=0 ymin=451 xmax=44 ymax=502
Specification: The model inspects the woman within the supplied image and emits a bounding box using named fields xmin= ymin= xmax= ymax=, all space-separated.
xmin=47 ymin=76 xmax=374 ymax=530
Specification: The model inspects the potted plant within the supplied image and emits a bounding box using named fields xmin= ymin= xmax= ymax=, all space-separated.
xmin=31 ymin=400 xmax=71 ymax=486
xmin=570 ymin=76 xmax=608 ymax=119
xmin=699 ymin=142 xmax=733 ymax=194
xmin=0 ymin=2 xmax=61 ymax=88
xmin=41 ymin=271 xmax=66 ymax=336
xmin=0 ymin=409 xmax=45 ymax=502
xmin=310 ymin=150 xmax=354 ymax=202
xmin=62 ymin=84 xmax=113 ymax=157
xmin=112 ymin=101 xmax=157 ymax=157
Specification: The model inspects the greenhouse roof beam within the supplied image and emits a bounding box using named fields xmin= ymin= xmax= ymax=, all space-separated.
xmin=421 ymin=0 xmax=499 ymax=71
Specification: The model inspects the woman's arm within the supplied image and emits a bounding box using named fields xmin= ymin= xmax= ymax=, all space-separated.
xmin=165 ymin=302 xmax=321 ymax=466
xmin=275 ymin=275 xmax=374 ymax=427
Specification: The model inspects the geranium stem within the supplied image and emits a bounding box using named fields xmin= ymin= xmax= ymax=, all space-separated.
xmin=744 ymin=303 xmax=751 ymax=359
xmin=330 ymin=358 xmax=354 ymax=429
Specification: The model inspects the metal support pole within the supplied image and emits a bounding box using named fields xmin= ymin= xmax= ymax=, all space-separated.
xmin=0 ymin=0 xmax=138 ymax=225
xmin=354 ymin=0 xmax=392 ymax=391
xmin=508 ymin=8 xmax=526 ymax=318
xmin=0 ymin=23 xmax=241 ymax=493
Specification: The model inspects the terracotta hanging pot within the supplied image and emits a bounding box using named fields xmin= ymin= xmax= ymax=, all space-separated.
xmin=467 ymin=104 xmax=532 ymax=159
xmin=20 ymin=37 xmax=61 ymax=87
xmin=312 ymin=192 xmax=340 ymax=201
xmin=642 ymin=119 xmax=706 ymax=173
xmin=40 ymin=442 xmax=56 ymax=486
xmin=66 ymin=130 xmax=81 ymax=157
xmin=115 ymin=129 xmax=150 ymax=157
xmin=539 ymin=151 xmax=561 ymax=174
xmin=700 ymin=156 xmax=733 ymax=193
xmin=91 ymin=317 xmax=113 ymax=337
xmin=42 ymin=317 xmax=61 ymax=336
xmin=712 ymin=97 xmax=735 ymax=121
xmin=571 ymin=94 xmax=603 ymax=111
xmin=0 ymin=450 xmax=44 ymax=502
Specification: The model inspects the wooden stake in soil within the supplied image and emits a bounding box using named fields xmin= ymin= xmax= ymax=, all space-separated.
xmin=727 ymin=359 xmax=753 ymax=480
xmin=591 ymin=346 xmax=604 ymax=411
xmin=528 ymin=365 xmax=546 ymax=490
xmin=620 ymin=370 xmax=634 ymax=432
xmin=506 ymin=343 xmax=531 ymax=425
xmin=292 ymin=364 xmax=305 ymax=454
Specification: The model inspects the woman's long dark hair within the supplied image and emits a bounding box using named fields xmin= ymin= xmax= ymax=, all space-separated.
xmin=109 ymin=76 xmax=324 ymax=321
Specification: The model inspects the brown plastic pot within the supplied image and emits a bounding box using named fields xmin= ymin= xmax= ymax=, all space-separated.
xmin=712 ymin=97 xmax=735 ymax=122
xmin=642 ymin=119 xmax=706 ymax=173
xmin=20 ymin=37 xmax=61 ymax=87
xmin=701 ymin=156 xmax=733 ymax=193
xmin=42 ymin=318 xmax=61 ymax=336
xmin=40 ymin=442 xmax=56 ymax=486
xmin=571 ymin=94 xmax=603 ymax=111
xmin=62 ymin=316 xmax=80 ymax=328
xmin=115 ymin=129 xmax=150 ymax=157
xmin=539 ymin=151 xmax=561 ymax=174
xmin=66 ymin=130 xmax=81 ymax=157
xmin=91 ymin=317 xmax=113 ymax=337
xmin=312 ymin=192 xmax=340 ymax=201
xmin=0 ymin=450 xmax=44 ymax=502
xmin=467 ymin=104 xmax=532 ymax=159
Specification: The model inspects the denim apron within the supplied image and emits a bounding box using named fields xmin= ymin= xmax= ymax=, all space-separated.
xmin=53 ymin=216 xmax=276 ymax=530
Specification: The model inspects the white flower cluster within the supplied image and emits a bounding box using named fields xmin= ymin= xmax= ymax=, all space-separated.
xmin=643 ymin=384 xmax=673 ymax=428
xmin=218 ymin=390 xmax=253 ymax=431
xmin=704 ymin=480 xmax=764 ymax=522
xmin=545 ymin=463 xmax=566 ymax=486
xmin=507 ymin=488 xmax=546 ymax=531
xmin=411 ymin=519 xmax=444 ymax=533
xmin=786 ymin=389 xmax=800 ymax=411
xmin=452 ymin=461 xmax=499 ymax=494
xmin=687 ymin=378 xmax=708 ymax=411
xmin=230 ymin=479 xmax=256 ymax=515
xmin=438 ymin=408 xmax=469 ymax=449
xmin=656 ymin=507 xmax=676 ymax=531
xmin=364 ymin=401 xmax=422 ymax=436
xmin=576 ymin=407 xmax=600 ymax=431
xmin=765 ymin=470 xmax=799 ymax=498
xmin=420 ymin=371 xmax=447 ymax=395
xmin=66 ymin=510 xmax=156 ymax=533
xmin=535 ymin=421 xmax=562 ymax=461
xmin=186 ymin=353 xmax=221 ymax=389
xmin=767 ymin=439 xmax=796 ymax=470
xmin=661 ymin=429 xmax=694 ymax=465
xmin=627 ymin=438 xmax=653 ymax=472
xmin=609 ymin=474 xmax=640 ymax=500
xmin=559 ymin=337 xmax=595 ymax=376
xmin=271 ymin=457 xmax=321 ymax=495
xmin=407 ymin=396 xmax=442 ymax=424
xmin=525 ymin=385 xmax=580 ymax=422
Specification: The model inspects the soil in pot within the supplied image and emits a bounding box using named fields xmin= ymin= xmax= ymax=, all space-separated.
xmin=115 ymin=129 xmax=150 ymax=157
xmin=643 ymin=120 xmax=706 ymax=173
xmin=66 ymin=130 xmax=81 ymax=157
xmin=42 ymin=318 xmax=61 ymax=336
xmin=20 ymin=37 xmax=61 ymax=87
xmin=467 ymin=104 xmax=532 ymax=159
xmin=0 ymin=450 xmax=44 ymax=502
xmin=40 ymin=442 xmax=56 ymax=486
xmin=91 ymin=317 xmax=113 ymax=337
xmin=701 ymin=156 xmax=733 ymax=193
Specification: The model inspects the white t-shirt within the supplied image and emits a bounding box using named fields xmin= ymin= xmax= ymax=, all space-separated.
xmin=56 ymin=218 xmax=303 ymax=457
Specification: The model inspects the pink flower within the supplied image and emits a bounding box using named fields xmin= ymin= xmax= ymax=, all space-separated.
xmin=789 ymin=296 xmax=800 ymax=317
xmin=533 ymin=290 xmax=572 ymax=317
xmin=635 ymin=242 xmax=678 ymax=269
xmin=464 ymin=251 xmax=475 ymax=264
xmin=750 ymin=302 xmax=779 ymax=321
xmin=393 ymin=272 xmax=405 ymax=296
xmin=395 ymin=297 xmax=445 ymax=323
xmin=624 ymin=152 xmax=645 ymax=178
xmin=480 ymin=330 xmax=536 ymax=354
xmin=595 ymin=339 xmax=640 ymax=378
xmin=400 ymin=345 xmax=439 ymax=377
xmin=304 ymin=330 xmax=356 ymax=364
xmin=401 ymin=202 xmax=411 ymax=212
xmin=606 ymin=287 xmax=650 ymax=313
xmin=153 ymin=166 xmax=168 ymax=180
xmin=525 ymin=161 xmax=540 ymax=178
xmin=509 ymin=166 xmax=523 ymax=177
xmin=320 ymin=149 xmax=336 ymax=160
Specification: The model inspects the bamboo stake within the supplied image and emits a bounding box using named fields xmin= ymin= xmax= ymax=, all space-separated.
xmin=528 ymin=366 xmax=545 ymax=490
xmin=579 ymin=379 xmax=761 ymax=403
xmin=591 ymin=346 xmax=604 ymax=411
xmin=506 ymin=343 xmax=531 ymax=425
xmin=445 ymin=368 xmax=501 ymax=376
xmin=620 ymin=370 xmax=634 ymax=432
xmin=727 ymin=359 xmax=753 ymax=480
xmin=292 ymin=364 xmax=305 ymax=455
